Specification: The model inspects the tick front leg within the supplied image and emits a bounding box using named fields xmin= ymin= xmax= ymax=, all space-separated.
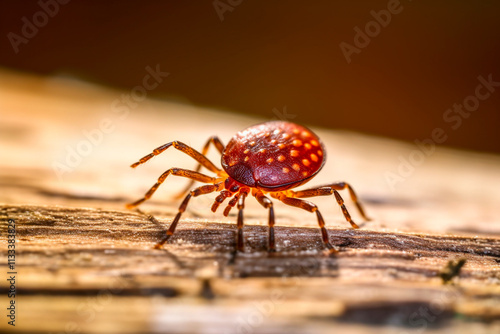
xmin=126 ymin=168 xmax=221 ymax=208
xmin=154 ymin=182 xmax=224 ymax=249
xmin=193 ymin=136 xmax=225 ymax=170
xmin=130 ymin=141 xmax=222 ymax=174
xmin=176 ymin=136 xmax=226 ymax=199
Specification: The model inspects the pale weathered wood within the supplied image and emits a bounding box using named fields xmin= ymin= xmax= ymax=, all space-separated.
xmin=1 ymin=69 xmax=500 ymax=333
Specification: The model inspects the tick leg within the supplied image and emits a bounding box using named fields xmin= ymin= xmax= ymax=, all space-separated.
xmin=154 ymin=182 xmax=224 ymax=249
xmin=126 ymin=168 xmax=222 ymax=208
xmin=236 ymin=191 xmax=248 ymax=252
xmin=223 ymin=188 xmax=250 ymax=217
xmin=211 ymin=190 xmax=233 ymax=212
xmin=254 ymin=190 xmax=276 ymax=252
xmin=273 ymin=194 xmax=338 ymax=253
xmin=291 ymin=182 xmax=370 ymax=223
xmin=130 ymin=141 xmax=222 ymax=174
xmin=330 ymin=182 xmax=370 ymax=221
xmin=176 ymin=136 xmax=226 ymax=199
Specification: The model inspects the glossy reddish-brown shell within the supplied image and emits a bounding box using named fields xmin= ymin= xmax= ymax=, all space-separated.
xmin=221 ymin=121 xmax=326 ymax=191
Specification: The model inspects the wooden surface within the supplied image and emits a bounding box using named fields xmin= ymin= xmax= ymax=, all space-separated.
xmin=1 ymin=69 xmax=500 ymax=333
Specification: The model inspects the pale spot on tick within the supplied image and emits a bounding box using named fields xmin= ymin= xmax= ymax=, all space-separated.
xmin=282 ymin=133 xmax=290 ymax=139
xmin=317 ymin=150 xmax=323 ymax=156
xmin=302 ymin=171 xmax=308 ymax=177
xmin=290 ymin=150 xmax=299 ymax=157
xmin=271 ymin=139 xmax=277 ymax=144
xmin=310 ymin=154 xmax=318 ymax=162
xmin=311 ymin=140 xmax=319 ymax=146
xmin=259 ymin=148 xmax=266 ymax=154
xmin=278 ymin=143 xmax=285 ymax=149
xmin=266 ymin=158 xmax=274 ymax=163
xmin=282 ymin=167 xmax=290 ymax=173
xmin=292 ymin=163 xmax=300 ymax=171
xmin=229 ymin=160 xmax=237 ymax=167
xmin=244 ymin=149 xmax=250 ymax=154
xmin=304 ymin=143 xmax=312 ymax=150
xmin=244 ymin=156 xmax=249 ymax=162
xmin=293 ymin=129 xmax=300 ymax=134
xmin=278 ymin=155 xmax=286 ymax=162
xmin=302 ymin=159 xmax=310 ymax=166
xmin=273 ymin=129 xmax=281 ymax=135
xmin=292 ymin=139 xmax=303 ymax=147
xmin=302 ymin=131 xmax=310 ymax=137
xmin=250 ymin=141 xmax=256 ymax=146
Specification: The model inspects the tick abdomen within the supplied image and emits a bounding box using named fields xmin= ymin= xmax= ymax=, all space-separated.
xmin=221 ymin=121 xmax=326 ymax=191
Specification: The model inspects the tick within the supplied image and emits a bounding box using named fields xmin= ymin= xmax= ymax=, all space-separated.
xmin=127 ymin=121 xmax=370 ymax=253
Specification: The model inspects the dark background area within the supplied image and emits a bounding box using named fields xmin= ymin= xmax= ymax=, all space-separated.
xmin=1 ymin=0 xmax=499 ymax=153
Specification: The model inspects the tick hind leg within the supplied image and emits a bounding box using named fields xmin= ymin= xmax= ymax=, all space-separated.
xmin=291 ymin=182 xmax=370 ymax=227
xmin=126 ymin=168 xmax=221 ymax=208
xmin=330 ymin=182 xmax=370 ymax=221
xmin=154 ymin=182 xmax=224 ymax=249
xmin=176 ymin=136 xmax=225 ymax=199
xmin=273 ymin=194 xmax=338 ymax=253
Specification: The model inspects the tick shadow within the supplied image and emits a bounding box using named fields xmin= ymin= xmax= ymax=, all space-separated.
xmin=227 ymin=225 xmax=340 ymax=278
xmin=231 ymin=250 xmax=339 ymax=279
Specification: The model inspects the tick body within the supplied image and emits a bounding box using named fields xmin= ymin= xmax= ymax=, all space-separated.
xmin=127 ymin=121 xmax=370 ymax=253
xmin=222 ymin=122 xmax=325 ymax=191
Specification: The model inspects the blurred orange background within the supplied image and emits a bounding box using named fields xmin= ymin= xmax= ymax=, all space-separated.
xmin=1 ymin=0 xmax=499 ymax=153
